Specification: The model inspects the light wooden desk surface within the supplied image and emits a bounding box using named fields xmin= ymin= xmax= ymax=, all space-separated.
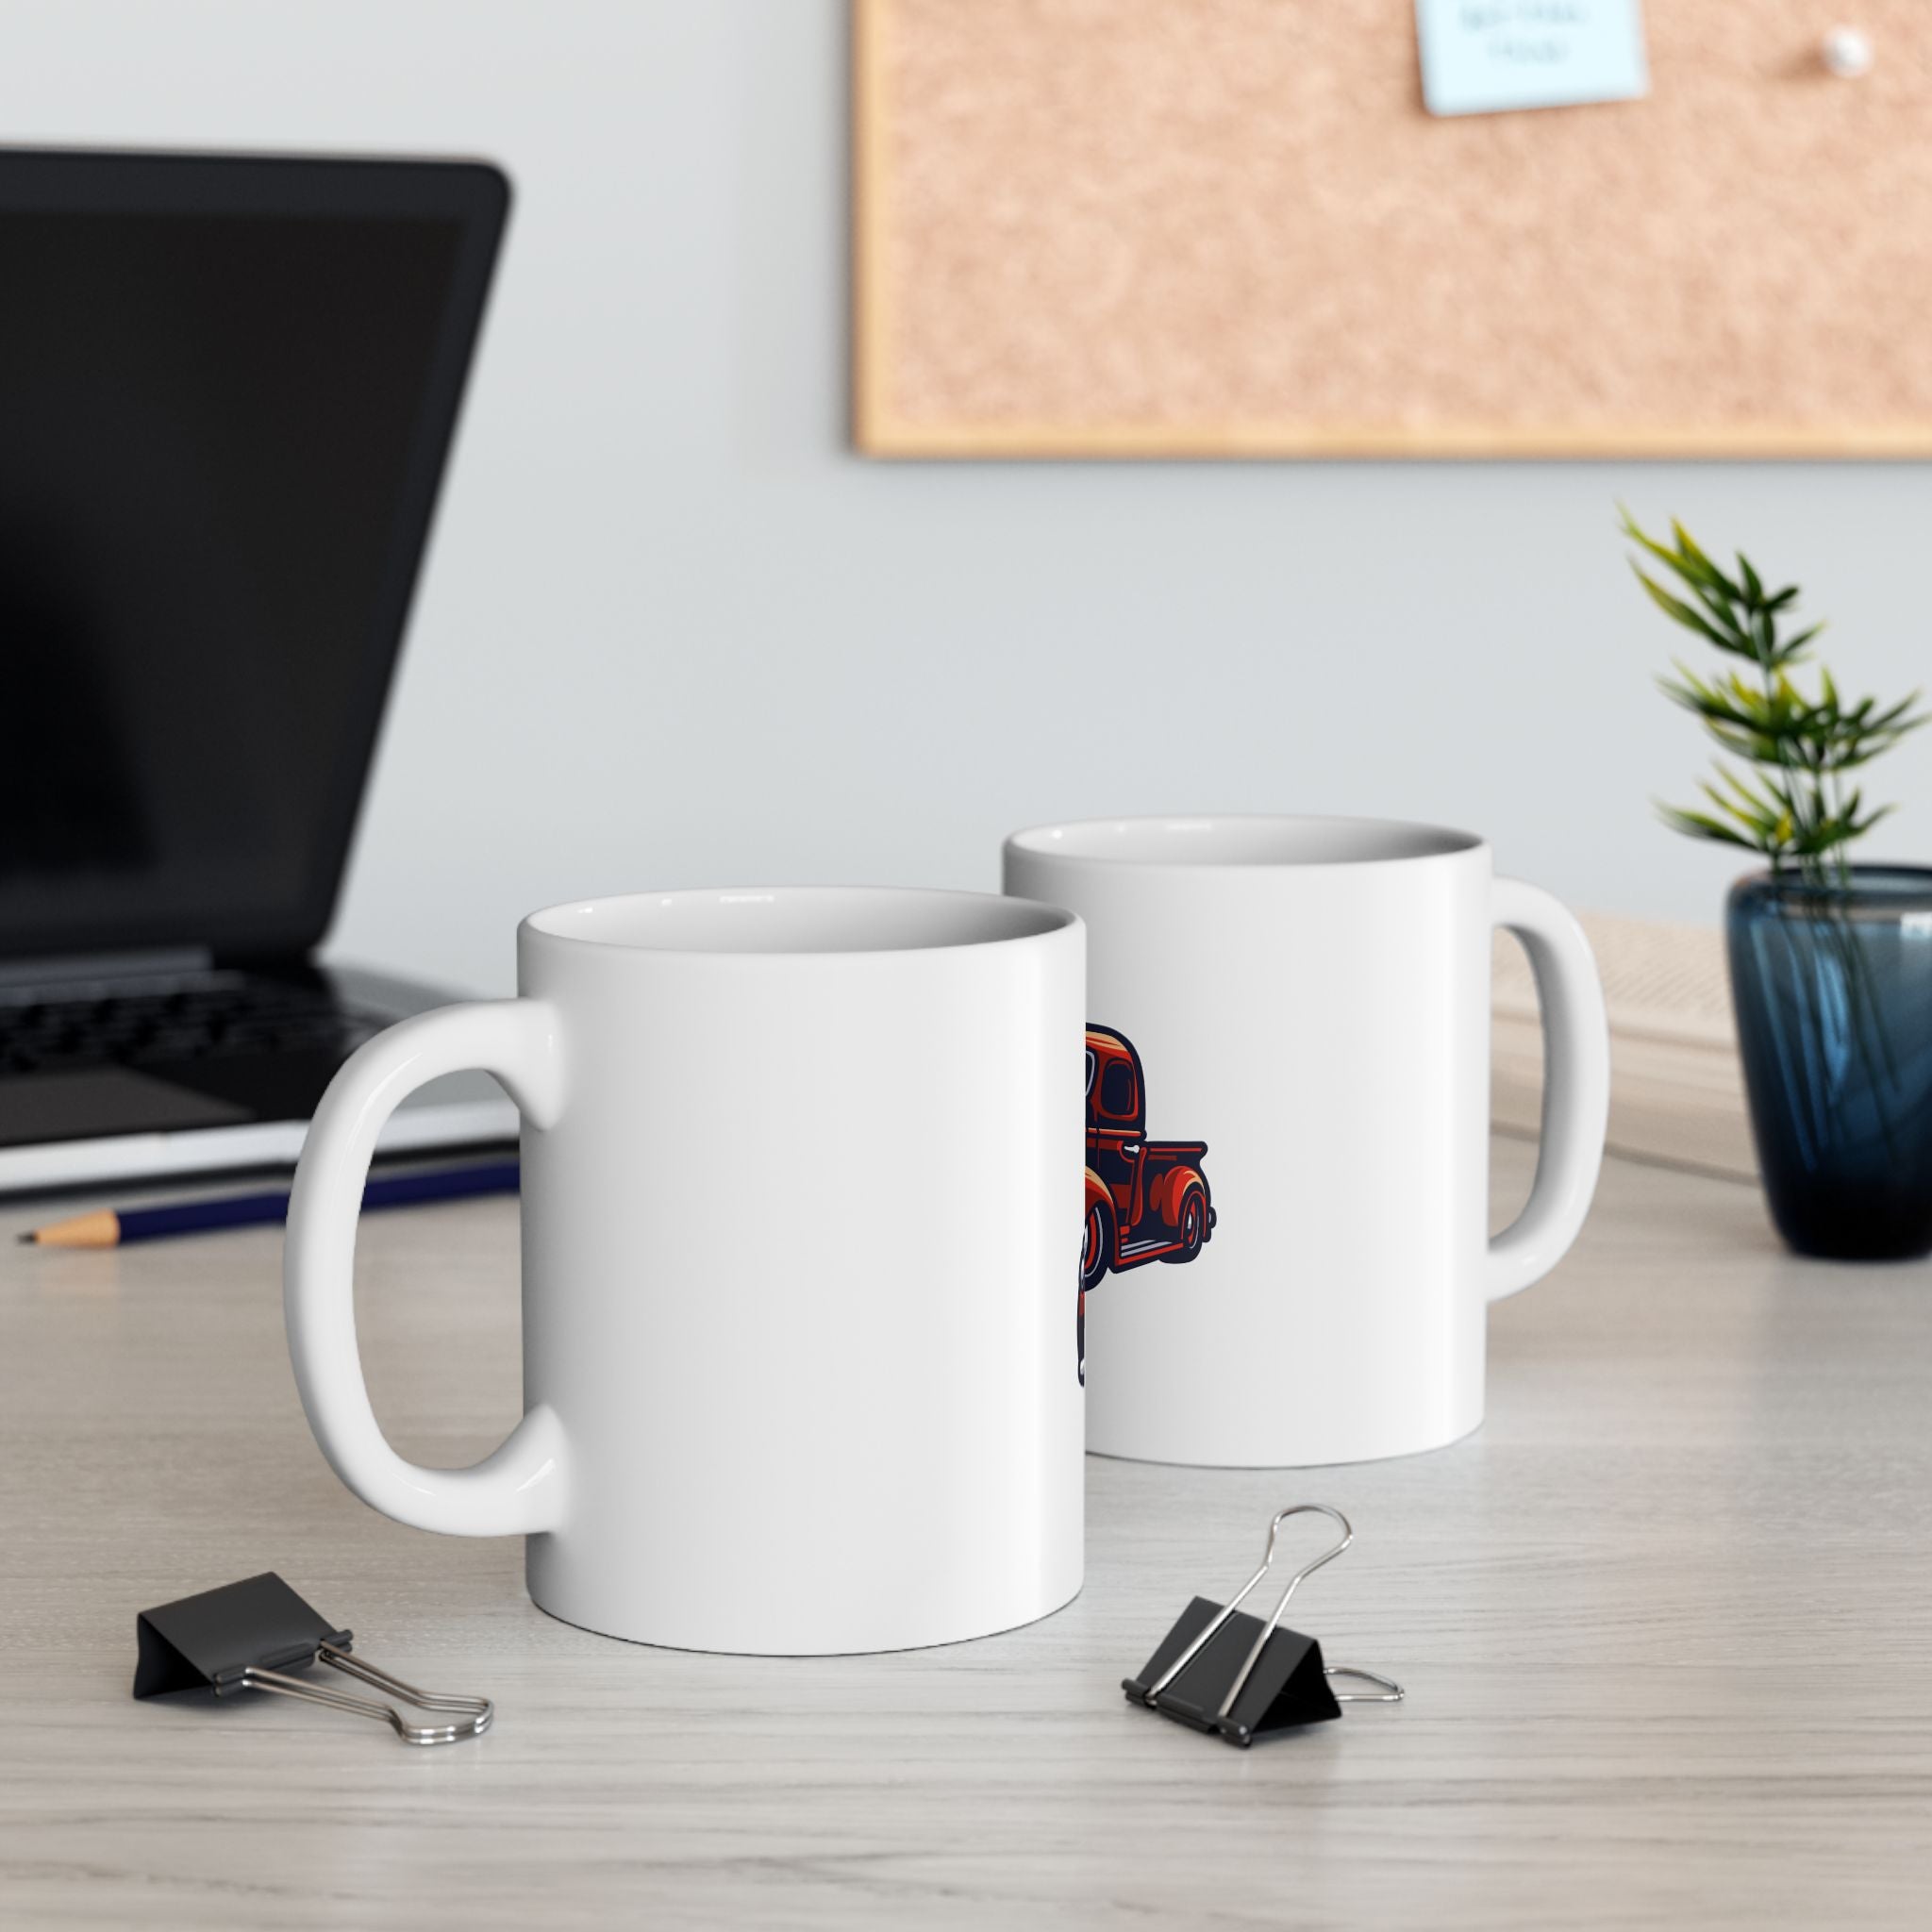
xmin=2 ymin=1141 xmax=1928 ymax=1930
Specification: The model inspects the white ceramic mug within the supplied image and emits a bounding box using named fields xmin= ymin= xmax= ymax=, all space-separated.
xmin=1003 ymin=816 xmax=1609 ymax=1468
xmin=284 ymin=887 xmax=1086 ymax=1654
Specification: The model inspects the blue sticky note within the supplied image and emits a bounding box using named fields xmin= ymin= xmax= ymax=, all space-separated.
xmin=1416 ymin=0 xmax=1648 ymax=116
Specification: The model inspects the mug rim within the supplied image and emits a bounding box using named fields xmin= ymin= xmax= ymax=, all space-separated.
xmin=1004 ymin=813 xmax=1488 ymax=870
xmin=522 ymin=884 xmax=1079 ymax=959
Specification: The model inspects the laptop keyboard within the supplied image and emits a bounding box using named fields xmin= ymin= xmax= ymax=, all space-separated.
xmin=0 ymin=974 xmax=384 ymax=1077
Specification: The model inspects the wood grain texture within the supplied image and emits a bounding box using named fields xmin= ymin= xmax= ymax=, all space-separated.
xmin=855 ymin=0 xmax=1932 ymax=458
xmin=3 ymin=1144 xmax=1930 ymax=1928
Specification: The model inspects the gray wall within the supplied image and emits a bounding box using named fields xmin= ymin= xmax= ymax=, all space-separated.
xmin=12 ymin=0 xmax=1932 ymax=993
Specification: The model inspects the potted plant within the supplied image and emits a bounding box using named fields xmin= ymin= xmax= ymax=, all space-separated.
xmin=1624 ymin=511 xmax=1932 ymax=1259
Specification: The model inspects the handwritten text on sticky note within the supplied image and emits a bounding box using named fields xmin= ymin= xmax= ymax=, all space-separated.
xmin=1416 ymin=1 xmax=1649 ymax=117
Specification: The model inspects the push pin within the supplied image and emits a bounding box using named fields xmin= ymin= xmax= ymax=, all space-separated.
xmin=1123 ymin=1504 xmax=1402 ymax=1747
xmin=1822 ymin=26 xmax=1873 ymax=78
xmin=134 ymin=1572 xmax=492 ymax=1745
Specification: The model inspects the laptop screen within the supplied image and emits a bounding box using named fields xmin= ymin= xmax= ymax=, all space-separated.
xmin=0 ymin=155 xmax=507 ymax=962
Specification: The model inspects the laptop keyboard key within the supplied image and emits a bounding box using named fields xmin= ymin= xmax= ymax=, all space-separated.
xmin=0 ymin=976 xmax=384 ymax=1076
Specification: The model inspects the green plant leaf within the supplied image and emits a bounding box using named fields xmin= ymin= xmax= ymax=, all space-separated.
xmin=1630 ymin=513 xmax=1917 ymax=870
xmin=1632 ymin=567 xmax=1735 ymax=649
xmin=1623 ymin=509 xmax=1740 ymax=609
xmin=1671 ymin=520 xmax=1741 ymax=598
xmin=1656 ymin=804 xmax=1761 ymax=851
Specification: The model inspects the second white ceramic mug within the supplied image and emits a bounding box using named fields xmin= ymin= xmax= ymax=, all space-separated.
xmin=1004 ymin=816 xmax=1609 ymax=1467
xmin=284 ymin=886 xmax=1086 ymax=1654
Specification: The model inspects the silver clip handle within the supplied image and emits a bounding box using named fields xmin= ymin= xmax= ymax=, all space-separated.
xmin=1326 ymin=1665 xmax=1405 ymax=1704
xmin=1214 ymin=1504 xmax=1355 ymax=1720
xmin=239 ymin=1641 xmax=492 ymax=1745
xmin=1145 ymin=1502 xmax=1352 ymax=1707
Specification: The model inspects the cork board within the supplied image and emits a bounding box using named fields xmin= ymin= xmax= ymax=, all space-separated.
xmin=853 ymin=0 xmax=1932 ymax=458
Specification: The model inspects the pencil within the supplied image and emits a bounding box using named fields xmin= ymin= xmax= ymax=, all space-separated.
xmin=19 ymin=1159 xmax=520 ymax=1249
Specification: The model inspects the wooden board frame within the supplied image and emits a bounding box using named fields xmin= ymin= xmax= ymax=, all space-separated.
xmin=852 ymin=0 xmax=1932 ymax=460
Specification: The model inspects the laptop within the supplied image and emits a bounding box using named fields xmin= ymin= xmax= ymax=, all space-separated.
xmin=0 ymin=149 xmax=519 ymax=1192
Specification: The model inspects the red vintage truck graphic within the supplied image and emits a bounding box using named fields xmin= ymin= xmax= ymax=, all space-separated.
xmin=1081 ymin=1025 xmax=1215 ymax=1307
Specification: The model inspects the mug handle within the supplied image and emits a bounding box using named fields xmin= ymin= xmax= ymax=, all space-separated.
xmin=283 ymin=999 xmax=571 ymax=1535
xmin=1486 ymin=880 xmax=1611 ymax=1302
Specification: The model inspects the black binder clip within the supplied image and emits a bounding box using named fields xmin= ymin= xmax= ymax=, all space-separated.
xmin=1123 ymin=1504 xmax=1403 ymax=1747
xmin=134 ymin=1572 xmax=492 ymax=1745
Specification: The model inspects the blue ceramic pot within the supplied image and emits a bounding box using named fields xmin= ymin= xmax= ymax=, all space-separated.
xmin=1727 ymin=867 xmax=1932 ymax=1260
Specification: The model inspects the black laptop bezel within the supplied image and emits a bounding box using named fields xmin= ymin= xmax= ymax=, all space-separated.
xmin=0 ymin=148 xmax=509 ymax=963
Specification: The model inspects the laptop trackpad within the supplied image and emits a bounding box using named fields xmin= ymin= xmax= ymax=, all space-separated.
xmin=0 ymin=1069 xmax=252 ymax=1147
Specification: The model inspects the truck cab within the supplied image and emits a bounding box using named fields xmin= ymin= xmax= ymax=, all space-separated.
xmin=1082 ymin=1025 xmax=1214 ymax=1301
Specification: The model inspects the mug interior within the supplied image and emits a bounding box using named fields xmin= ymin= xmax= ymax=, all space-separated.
xmin=525 ymin=886 xmax=1073 ymax=956
xmin=1007 ymin=814 xmax=1482 ymax=867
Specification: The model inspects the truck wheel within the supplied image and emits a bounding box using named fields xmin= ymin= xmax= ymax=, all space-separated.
xmin=1081 ymin=1200 xmax=1112 ymax=1294
xmin=1161 ymin=1189 xmax=1208 ymax=1263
